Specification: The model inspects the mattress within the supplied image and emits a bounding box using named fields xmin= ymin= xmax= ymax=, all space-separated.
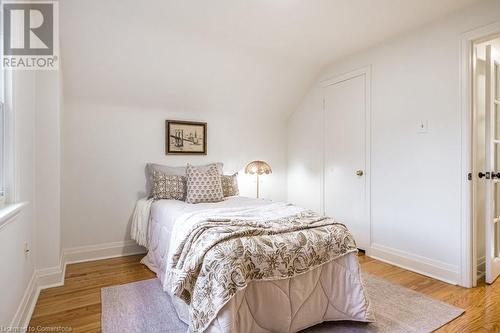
xmin=141 ymin=197 xmax=374 ymax=333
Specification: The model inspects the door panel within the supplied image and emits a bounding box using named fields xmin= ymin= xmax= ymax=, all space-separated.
xmin=324 ymin=74 xmax=369 ymax=249
xmin=496 ymin=104 xmax=500 ymax=140
xmin=494 ymin=182 xmax=500 ymax=257
xmin=496 ymin=62 xmax=500 ymax=97
xmin=485 ymin=44 xmax=500 ymax=284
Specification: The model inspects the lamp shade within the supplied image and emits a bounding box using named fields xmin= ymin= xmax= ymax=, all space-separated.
xmin=244 ymin=160 xmax=272 ymax=175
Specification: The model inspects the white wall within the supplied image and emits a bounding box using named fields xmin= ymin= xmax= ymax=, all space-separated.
xmin=287 ymin=88 xmax=324 ymax=213
xmin=62 ymin=102 xmax=287 ymax=248
xmin=0 ymin=72 xmax=36 ymax=326
xmin=287 ymin=0 xmax=500 ymax=284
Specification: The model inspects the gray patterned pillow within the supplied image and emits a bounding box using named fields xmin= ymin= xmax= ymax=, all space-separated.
xmin=221 ymin=173 xmax=239 ymax=197
xmin=185 ymin=164 xmax=224 ymax=204
xmin=152 ymin=170 xmax=186 ymax=200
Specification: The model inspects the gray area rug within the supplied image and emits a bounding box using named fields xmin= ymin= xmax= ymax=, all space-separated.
xmin=101 ymin=273 xmax=463 ymax=333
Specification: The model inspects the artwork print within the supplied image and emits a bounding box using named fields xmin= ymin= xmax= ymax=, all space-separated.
xmin=166 ymin=120 xmax=207 ymax=155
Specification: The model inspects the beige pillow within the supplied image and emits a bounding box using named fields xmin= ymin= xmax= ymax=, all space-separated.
xmin=185 ymin=164 xmax=224 ymax=204
xmin=221 ymin=173 xmax=239 ymax=197
xmin=152 ymin=170 xmax=186 ymax=200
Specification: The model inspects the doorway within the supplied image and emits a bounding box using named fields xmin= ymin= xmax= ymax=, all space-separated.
xmin=322 ymin=68 xmax=371 ymax=251
xmin=472 ymin=35 xmax=500 ymax=286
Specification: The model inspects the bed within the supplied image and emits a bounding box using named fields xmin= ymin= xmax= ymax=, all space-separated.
xmin=137 ymin=196 xmax=374 ymax=333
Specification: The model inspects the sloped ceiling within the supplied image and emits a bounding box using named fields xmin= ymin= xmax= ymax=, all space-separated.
xmin=60 ymin=0 xmax=481 ymax=118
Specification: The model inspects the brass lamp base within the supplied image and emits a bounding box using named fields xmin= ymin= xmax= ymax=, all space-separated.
xmin=256 ymin=174 xmax=260 ymax=198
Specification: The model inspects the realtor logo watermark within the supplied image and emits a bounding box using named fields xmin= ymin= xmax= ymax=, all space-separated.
xmin=1 ymin=1 xmax=59 ymax=70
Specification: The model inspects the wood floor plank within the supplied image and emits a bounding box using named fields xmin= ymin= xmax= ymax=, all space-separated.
xmin=28 ymin=253 xmax=500 ymax=332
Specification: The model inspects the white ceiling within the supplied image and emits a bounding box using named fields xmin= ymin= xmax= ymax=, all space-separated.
xmin=60 ymin=0 xmax=482 ymax=118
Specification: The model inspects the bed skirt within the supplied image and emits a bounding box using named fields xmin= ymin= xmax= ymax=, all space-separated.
xmin=170 ymin=252 xmax=374 ymax=333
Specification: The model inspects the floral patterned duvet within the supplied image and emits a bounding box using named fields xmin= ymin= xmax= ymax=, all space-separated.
xmin=163 ymin=202 xmax=362 ymax=333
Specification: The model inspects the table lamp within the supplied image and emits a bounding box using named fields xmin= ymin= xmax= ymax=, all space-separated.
xmin=244 ymin=160 xmax=272 ymax=198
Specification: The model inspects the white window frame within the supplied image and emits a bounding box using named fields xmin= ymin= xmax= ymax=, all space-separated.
xmin=0 ymin=4 xmax=24 ymax=228
xmin=0 ymin=100 xmax=5 ymax=204
xmin=0 ymin=13 xmax=5 ymax=205
xmin=0 ymin=4 xmax=15 ymax=206
xmin=0 ymin=69 xmax=15 ymax=206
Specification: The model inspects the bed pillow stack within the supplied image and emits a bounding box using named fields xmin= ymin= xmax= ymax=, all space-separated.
xmin=147 ymin=162 xmax=239 ymax=203
xmin=185 ymin=163 xmax=224 ymax=204
xmin=146 ymin=162 xmax=223 ymax=195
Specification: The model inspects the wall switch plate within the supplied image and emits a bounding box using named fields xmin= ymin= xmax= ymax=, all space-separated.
xmin=417 ymin=120 xmax=428 ymax=134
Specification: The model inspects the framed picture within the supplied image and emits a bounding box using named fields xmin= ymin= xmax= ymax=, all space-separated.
xmin=166 ymin=120 xmax=207 ymax=155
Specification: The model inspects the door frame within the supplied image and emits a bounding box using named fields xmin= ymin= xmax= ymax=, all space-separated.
xmin=460 ymin=21 xmax=500 ymax=288
xmin=320 ymin=66 xmax=372 ymax=254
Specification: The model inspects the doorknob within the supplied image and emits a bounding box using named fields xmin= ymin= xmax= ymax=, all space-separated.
xmin=492 ymin=172 xmax=500 ymax=179
xmin=479 ymin=172 xmax=491 ymax=179
xmin=356 ymin=170 xmax=364 ymax=176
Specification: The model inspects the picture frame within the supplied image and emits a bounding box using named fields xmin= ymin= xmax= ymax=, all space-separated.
xmin=166 ymin=120 xmax=207 ymax=155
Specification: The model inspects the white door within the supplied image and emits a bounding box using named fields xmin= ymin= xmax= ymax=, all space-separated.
xmin=324 ymin=74 xmax=369 ymax=250
xmin=485 ymin=44 xmax=500 ymax=284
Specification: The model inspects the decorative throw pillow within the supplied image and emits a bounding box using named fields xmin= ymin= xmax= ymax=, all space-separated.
xmin=152 ymin=170 xmax=186 ymax=200
xmin=146 ymin=162 xmax=223 ymax=197
xmin=221 ymin=173 xmax=239 ymax=197
xmin=185 ymin=164 xmax=224 ymax=204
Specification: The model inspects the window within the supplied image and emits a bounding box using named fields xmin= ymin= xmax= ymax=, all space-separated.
xmin=0 ymin=6 xmax=15 ymax=208
xmin=0 ymin=6 xmax=14 ymax=209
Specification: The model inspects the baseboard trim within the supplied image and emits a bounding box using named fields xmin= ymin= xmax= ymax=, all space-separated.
xmin=369 ymin=243 xmax=460 ymax=285
xmin=36 ymin=256 xmax=65 ymax=288
xmin=10 ymin=271 xmax=38 ymax=331
xmin=64 ymin=240 xmax=145 ymax=264
xmin=12 ymin=240 xmax=146 ymax=331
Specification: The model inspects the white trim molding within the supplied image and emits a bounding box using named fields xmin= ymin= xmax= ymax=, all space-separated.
xmin=370 ymin=243 xmax=460 ymax=285
xmin=9 ymin=271 xmax=38 ymax=332
xmin=64 ymin=240 xmax=145 ymax=265
xmin=10 ymin=240 xmax=146 ymax=331
xmin=0 ymin=201 xmax=28 ymax=230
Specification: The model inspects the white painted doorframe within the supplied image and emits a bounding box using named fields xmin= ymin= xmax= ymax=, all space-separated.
xmin=320 ymin=66 xmax=372 ymax=254
xmin=460 ymin=21 xmax=500 ymax=288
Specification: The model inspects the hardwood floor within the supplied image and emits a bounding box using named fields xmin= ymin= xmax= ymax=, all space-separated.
xmin=359 ymin=255 xmax=500 ymax=332
xmin=28 ymin=253 xmax=500 ymax=332
xmin=29 ymin=255 xmax=155 ymax=333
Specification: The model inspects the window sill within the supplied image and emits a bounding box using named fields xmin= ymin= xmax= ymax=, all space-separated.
xmin=0 ymin=202 xmax=28 ymax=230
